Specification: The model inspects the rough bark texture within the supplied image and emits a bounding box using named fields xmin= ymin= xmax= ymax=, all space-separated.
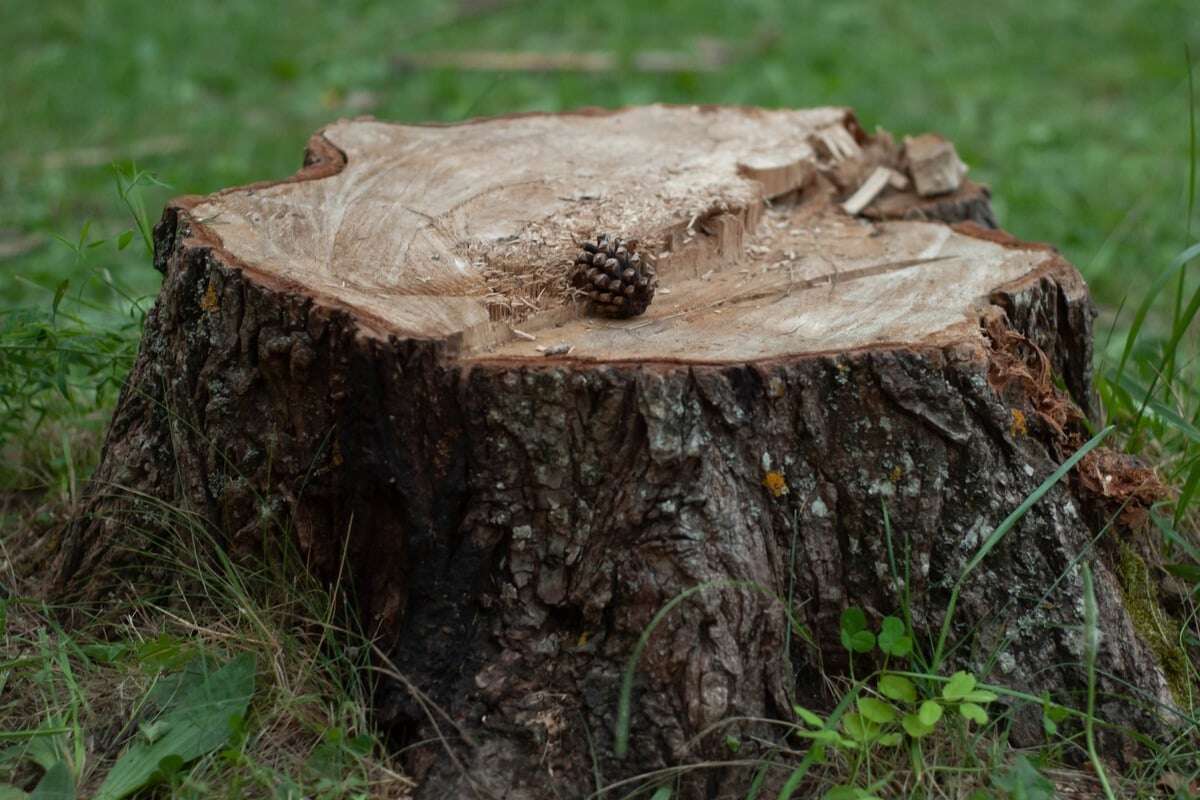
xmin=866 ymin=181 xmax=999 ymax=229
xmin=51 ymin=106 xmax=1181 ymax=798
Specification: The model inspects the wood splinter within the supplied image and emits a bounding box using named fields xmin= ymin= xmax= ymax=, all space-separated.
xmin=841 ymin=165 xmax=909 ymax=216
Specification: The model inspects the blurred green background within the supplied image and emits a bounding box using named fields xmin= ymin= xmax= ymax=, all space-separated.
xmin=2 ymin=0 xmax=1197 ymax=311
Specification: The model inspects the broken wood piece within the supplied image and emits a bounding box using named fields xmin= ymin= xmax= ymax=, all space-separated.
xmin=509 ymin=327 xmax=536 ymax=341
xmin=811 ymin=122 xmax=862 ymax=162
xmin=840 ymin=165 xmax=905 ymax=216
xmin=905 ymin=132 xmax=968 ymax=196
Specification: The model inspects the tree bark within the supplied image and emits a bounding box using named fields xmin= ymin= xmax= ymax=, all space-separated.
xmin=52 ymin=105 xmax=1179 ymax=798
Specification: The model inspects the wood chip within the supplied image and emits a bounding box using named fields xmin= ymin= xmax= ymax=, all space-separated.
xmin=811 ymin=124 xmax=861 ymax=162
xmin=510 ymin=327 xmax=536 ymax=341
xmin=904 ymin=133 xmax=967 ymax=197
xmin=841 ymin=166 xmax=904 ymax=216
xmin=887 ymin=170 xmax=909 ymax=190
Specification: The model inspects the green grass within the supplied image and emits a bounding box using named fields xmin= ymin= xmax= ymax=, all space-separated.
xmin=3 ymin=1 xmax=1200 ymax=798
xmin=0 ymin=516 xmax=408 ymax=800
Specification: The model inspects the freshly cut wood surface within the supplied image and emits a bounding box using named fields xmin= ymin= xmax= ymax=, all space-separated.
xmin=183 ymin=104 xmax=1037 ymax=361
xmin=478 ymin=215 xmax=1066 ymax=363
xmin=188 ymin=105 xmax=849 ymax=339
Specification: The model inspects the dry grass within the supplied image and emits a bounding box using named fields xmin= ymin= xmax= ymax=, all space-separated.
xmin=0 ymin=509 xmax=415 ymax=799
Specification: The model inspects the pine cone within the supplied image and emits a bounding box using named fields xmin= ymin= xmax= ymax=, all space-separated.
xmin=569 ymin=234 xmax=657 ymax=318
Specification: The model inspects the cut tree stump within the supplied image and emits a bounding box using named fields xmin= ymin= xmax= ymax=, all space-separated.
xmin=55 ymin=105 xmax=1181 ymax=798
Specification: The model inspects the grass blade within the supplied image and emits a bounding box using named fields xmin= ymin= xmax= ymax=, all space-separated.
xmin=1081 ymin=564 xmax=1118 ymax=800
xmin=614 ymin=580 xmax=803 ymax=758
xmin=1114 ymin=242 xmax=1200 ymax=385
xmin=1112 ymin=372 xmax=1200 ymax=446
xmin=965 ymin=426 xmax=1113 ymax=577
xmin=29 ymin=760 xmax=75 ymax=800
xmin=932 ymin=426 xmax=1114 ymax=670
xmin=1175 ymin=458 xmax=1200 ymax=524
xmin=1168 ymin=43 xmax=1198 ymax=388
xmin=1187 ymin=42 xmax=1197 ymax=245
xmin=776 ymin=688 xmax=859 ymax=800
xmin=1129 ymin=271 xmax=1200 ymax=438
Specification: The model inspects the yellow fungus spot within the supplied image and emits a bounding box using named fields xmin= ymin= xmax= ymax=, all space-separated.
xmin=889 ymin=465 xmax=902 ymax=484
xmin=763 ymin=470 xmax=788 ymax=498
xmin=1010 ymin=408 xmax=1027 ymax=438
xmin=331 ymin=439 xmax=343 ymax=467
xmin=200 ymin=281 xmax=219 ymax=313
xmin=576 ymin=631 xmax=590 ymax=649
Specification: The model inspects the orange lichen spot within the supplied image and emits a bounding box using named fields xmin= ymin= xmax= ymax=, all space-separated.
xmin=200 ymin=281 xmax=220 ymax=313
xmin=1010 ymin=408 xmax=1028 ymax=438
xmin=763 ymin=470 xmax=789 ymax=498
xmin=889 ymin=465 xmax=903 ymax=484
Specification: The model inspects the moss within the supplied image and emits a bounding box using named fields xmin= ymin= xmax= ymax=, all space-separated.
xmin=1114 ymin=541 xmax=1191 ymax=706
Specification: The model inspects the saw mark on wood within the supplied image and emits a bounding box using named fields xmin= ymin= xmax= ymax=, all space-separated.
xmin=630 ymin=255 xmax=958 ymax=332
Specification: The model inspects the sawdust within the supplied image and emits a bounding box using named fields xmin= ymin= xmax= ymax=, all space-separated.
xmin=479 ymin=254 xmax=575 ymax=323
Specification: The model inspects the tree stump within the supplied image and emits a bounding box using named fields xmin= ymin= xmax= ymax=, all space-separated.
xmin=58 ymin=105 xmax=1179 ymax=797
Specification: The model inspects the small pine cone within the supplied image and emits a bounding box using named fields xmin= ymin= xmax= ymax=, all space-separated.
xmin=569 ymin=234 xmax=657 ymax=318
